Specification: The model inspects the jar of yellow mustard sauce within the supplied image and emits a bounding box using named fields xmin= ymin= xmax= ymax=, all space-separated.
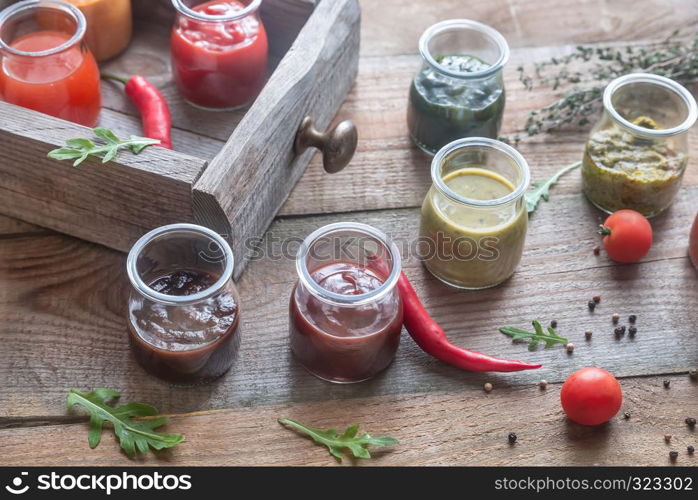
xmin=419 ymin=138 xmax=530 ymax=289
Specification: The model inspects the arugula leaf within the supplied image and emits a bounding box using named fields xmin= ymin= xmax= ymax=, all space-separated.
xmin=525 ymin=160 xmax=581 ymax=214
xmin=278 ymin=418 xmax=397 ymax=462
xmin=67 ymin=388 xmax=184 ymax=457
xmin=500 ymin=320 xmax=569 ymax=351
xmin=47 ymin=128 xmax=160 ymax=167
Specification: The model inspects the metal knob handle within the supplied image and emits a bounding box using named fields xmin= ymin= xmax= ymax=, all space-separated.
xmin=294 ymin=116 xmax=357 ymax=173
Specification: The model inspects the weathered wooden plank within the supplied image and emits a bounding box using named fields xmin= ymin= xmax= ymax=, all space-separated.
xmin=360 ymin=0 xmax=698 ymax=57
xmin=1 ymin=374 xmax=696 ymax=466
xmin=0 ymin=215 xmax=46 ymax=237
xmin=192 ymin=0 xmax=362 ymax=278
xmin=1 ymin=186 xmax=696 ymax=418
xmin=280 ymin=45 xmax=698 ymax=216
xmin=0 ymin=104 xmax=206 ymax=252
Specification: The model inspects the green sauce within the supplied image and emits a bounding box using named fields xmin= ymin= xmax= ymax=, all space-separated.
xmin=407 ymin=54 xmax=505 ymax=155
xmin=581 ymin=116 xmax=687 ymax=217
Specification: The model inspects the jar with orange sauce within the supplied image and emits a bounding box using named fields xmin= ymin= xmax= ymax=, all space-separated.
xmin=66 ymin=0 xmax=131 ymax=61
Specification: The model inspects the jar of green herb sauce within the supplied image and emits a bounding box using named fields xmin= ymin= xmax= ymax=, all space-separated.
xmin=407 ymin=19 xmax=509 ymax=155
xmin=582 ymin=73 xmax=697 ymax=217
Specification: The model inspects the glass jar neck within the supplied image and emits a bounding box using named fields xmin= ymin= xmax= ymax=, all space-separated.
xmin=296 ymin=222 xmax=402 ymax=307
xmin=127 ymin=224 xmax=235 ymax=307
xmin=171 ymin=0 xmax=261 ymax=21
xmin=602 ymin=73 xmax=697 ymax=139
xmin=0 ymin=0 xmax=86 ymax=57
xmin=431 ymin=138 xmax=530 ymax=208
xmin=419 ymin=19 xmax=509 ymax=80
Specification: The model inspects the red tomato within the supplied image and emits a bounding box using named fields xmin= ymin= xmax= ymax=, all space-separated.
xmin=600 ymin=210 xmax=652 ymax=263
xmin=560 ymin=367 xmax=622 ymax=425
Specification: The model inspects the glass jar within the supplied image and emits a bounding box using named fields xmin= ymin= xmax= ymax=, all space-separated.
xmin=407 ymin=19 xmax=509 ymax=155
xmin=582 ymin=73 xmax=697 ymax=217
xmin=419 ymin=138 xmax=530 ymax=289
xmin=65 ymin=0 xmax=132 ymax=61
xmin=126 ymin=223 xmax=241 ymax=385
xmin=0 ymin=0 xmax=101 ymax=126
xmin=170 ymin=0 xmax=268 ymax=110
xmin=289 ymin=222 xmax=403 ymax=384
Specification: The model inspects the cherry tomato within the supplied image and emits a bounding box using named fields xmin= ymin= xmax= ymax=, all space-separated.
xmin=560 ymin=367 xmax=622 ymax=426
xmin=599 ymin=209 xmax=652 ymax=263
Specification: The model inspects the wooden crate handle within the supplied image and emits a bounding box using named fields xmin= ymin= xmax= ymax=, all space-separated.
xmin=294 ymin=116 xmax=357 ymax=173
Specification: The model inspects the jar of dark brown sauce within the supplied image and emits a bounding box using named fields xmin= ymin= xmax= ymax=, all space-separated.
xmin=126 ymin=223 xmax=241 ymax=385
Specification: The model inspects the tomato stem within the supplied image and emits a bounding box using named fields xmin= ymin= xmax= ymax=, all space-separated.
xmin=597 ymin=224 xmax=612 ymax=236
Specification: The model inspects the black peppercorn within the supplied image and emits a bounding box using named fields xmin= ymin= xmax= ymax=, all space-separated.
xmin=664 ymin=380 xmax=671 ymax=389
xmin=593 ymin=245 xmax=600 ymax=255
xmin=593 ymin=295 xmax=601 ymax=303
xmin=628 ymin=326 xmax=637 ymax=337
xmin=588 ymin=301 xmax=596 ymax=311
xmin=508 ymin=432 xmax=517 ymax=444
xmin=629 ymin=314 xmax=637 ymax=324
xmin=686 ymin=417 xmax=696 ymax=428
xmin=688 ymin=446 xmax=695 ymax=455
xmin=624 ymin=412 xmax=631 ymax=419
xmin=669 ymin=451 xmax=679 ymax=461
xmin=614 ymin=326 xmax=624 ymax=336
xmin=550 ymin=320 xmax=558 ymax=329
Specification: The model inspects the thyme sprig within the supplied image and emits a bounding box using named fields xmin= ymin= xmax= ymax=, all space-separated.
xmin=516 ymin=31 xmax=698 ymax=137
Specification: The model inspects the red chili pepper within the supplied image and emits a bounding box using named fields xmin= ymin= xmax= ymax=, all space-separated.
xmin=369 ymin=255 xmax=541 ymax=372
xmin=396 ymin=272 xmax=541 ymax=372
xmin=102 ymin=73 xmax=173 ymax=149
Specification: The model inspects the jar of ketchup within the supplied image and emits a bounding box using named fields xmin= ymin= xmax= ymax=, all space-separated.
xmin=126 ymin=224 xmax=241 ymax=385
xmin=0 ymin=0 xmax=101 ymax=126
xmin=170 ymin=0 xmax=268 ymax=110
xmin=290 ymin=223 xmax=404 ymax=383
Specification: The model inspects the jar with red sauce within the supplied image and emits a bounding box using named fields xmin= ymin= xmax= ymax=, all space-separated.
xmin=126 ymin=224 xmax=241 ymax=385
xmin=170 ymin=0 xmax=268 ymax=110
xmin=0 ymin=0 xmax=101 ymax=126
xmin=290 ymin=223 xmax=404 ymax=383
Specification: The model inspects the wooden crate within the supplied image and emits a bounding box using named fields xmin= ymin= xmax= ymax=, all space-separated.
xmin=0 ymin=0 xmax=361 ymax=278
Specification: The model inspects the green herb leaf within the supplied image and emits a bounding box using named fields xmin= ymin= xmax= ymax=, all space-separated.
xmin=67 ymin=388 xmax=184 ymax=457
xmin=518 ymin=34 xmax=698 ymax=137
xmin=93 ymin=127 xmax=121 ymax=145
xmin=278 ymin=418 xmax=397 ymax=462
xmin=500 ymin=320 xmax=569 ymax=351
xmin=525 ymin=161 xmax=581 ymax=214
xmin=47 ymin=128 xmax=160 ymax=166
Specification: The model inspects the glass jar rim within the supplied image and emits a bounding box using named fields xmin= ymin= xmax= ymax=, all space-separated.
xmin=603 ymin=73 xmax=698 ymax=138
xmin=126 ymin=223 xmax=235 ymax=306
xmin=418 ymin=19 xmax=510 ymax=79
xmin=431 ymin=137 xmax=531 ymax=207
xmin=171 ymin=0 xmax=262 ymax=22
xmin=296 ymin=222 xmax=402 ymax=307
xmin=0 ymin=0 xmax=86 ymax=57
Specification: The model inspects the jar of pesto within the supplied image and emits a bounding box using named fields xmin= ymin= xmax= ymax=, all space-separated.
xmin=407 ymin=20 xmax=509 ymax=155
xmin=582 ymin=73 xmax=697 ymax=217
xmin=419 ymin=138 xmax=530 ymax=289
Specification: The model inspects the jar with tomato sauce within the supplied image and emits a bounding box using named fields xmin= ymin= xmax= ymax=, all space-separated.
xmin=0 ymin=0 xmax=101 ymax=127
xmin=170 ymin=0 xmax=268 ymax=110
xmin=289 ymin=223 xmax=404 ymax=383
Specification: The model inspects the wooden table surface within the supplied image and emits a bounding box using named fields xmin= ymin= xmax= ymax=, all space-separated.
xmin=1 ymin=0 xmax=698 ymax=466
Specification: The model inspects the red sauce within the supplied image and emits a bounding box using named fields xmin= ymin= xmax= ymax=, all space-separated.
xmin=289 ymin=262 xmax=403 ymax=383
xmin=170 ymin=0 xmax=268 ymax=109
xmin=128 ymin=270 xmax=241 ymax=384
xmin=0 ymin=30 xmax=101 ymax=126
